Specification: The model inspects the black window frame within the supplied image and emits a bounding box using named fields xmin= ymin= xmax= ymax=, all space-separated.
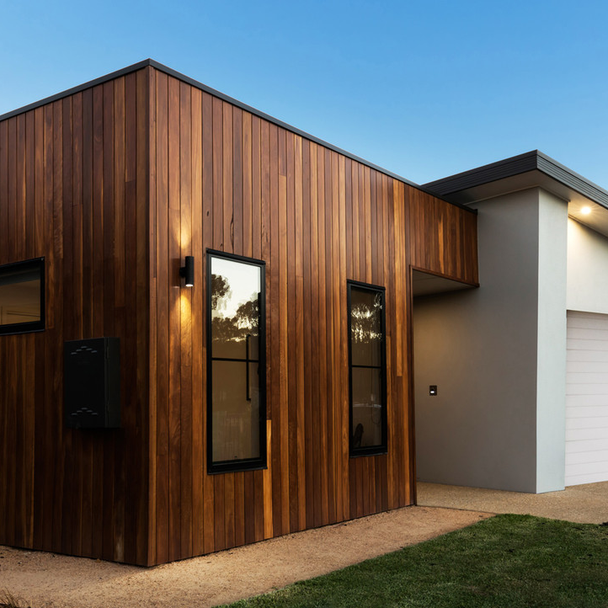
xmin=0 ymin=257 xmax=45 ymax=336
xmin=347 ymin=279 xmax=387 ymax=458
xmin=207 ymin=249 xmax=267 ymax=474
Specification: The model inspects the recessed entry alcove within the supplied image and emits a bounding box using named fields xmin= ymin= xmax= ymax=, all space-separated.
xmin=412 ymin=269 xmax=479 ymax=488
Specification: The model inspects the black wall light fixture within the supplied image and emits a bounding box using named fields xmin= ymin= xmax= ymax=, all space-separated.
xmin=180 ymin=256 xmax=194 ymax=287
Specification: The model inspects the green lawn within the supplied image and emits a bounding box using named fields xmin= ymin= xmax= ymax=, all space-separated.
xmin=223 ymin=514 xmax=608 ymax=608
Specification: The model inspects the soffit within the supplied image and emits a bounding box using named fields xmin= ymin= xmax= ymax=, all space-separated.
xmin=423 ymin=151 xmax=608 ymax=238
xmin=412 ymin=270 xmax=477 ymax=297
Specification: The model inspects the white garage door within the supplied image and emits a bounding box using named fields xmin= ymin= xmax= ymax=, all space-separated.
xmin=566 ymin=311 xmax=608 ymax=486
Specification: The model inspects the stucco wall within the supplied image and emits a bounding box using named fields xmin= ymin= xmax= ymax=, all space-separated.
xmin=535 ymin=190 xmax=568 ymax=493
xmin=567 ymin=218 xmax=608 ymax=315
xmin=414 ymin=188 xmax=568 ymax=493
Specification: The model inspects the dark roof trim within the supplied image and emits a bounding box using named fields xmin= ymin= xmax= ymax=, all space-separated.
xmin=537 ymin=152 xmax=608 ymax=209
xmin=424 ymin=150 xmax=608 ymax=211
xmin=0 ymin=59 xmax=153 ymax=122
xmin=0 ymin=59 xmax=475 ymax=214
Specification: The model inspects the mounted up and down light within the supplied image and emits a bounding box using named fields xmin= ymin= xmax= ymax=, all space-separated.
xmin=180 ymin=256 xmax=194 ymax=287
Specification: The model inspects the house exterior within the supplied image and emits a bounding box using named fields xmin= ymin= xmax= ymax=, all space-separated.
xmin=415 ymin=151 xmax=608 ymax=493
xmin=0 ymin=60 xmax=478 ymax=565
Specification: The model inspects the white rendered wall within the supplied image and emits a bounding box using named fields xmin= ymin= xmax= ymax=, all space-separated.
xmin=535 ymin=190 xmax=568 ymax=493
xmin=414 ymin=188 xmax=568 ymax=493
xmin=567 ymin=218 xmax=608 ymax=315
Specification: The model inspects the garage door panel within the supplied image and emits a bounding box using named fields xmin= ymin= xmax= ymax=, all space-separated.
xmin=565 ymin=394 xmax=608 ymax=407
xmin=567 ymin=339 xmax=608 ymax=352
xmin=567 ymin=445 xmax=608 ymax=458
xmin=566 ymin=426 xmax=608 ymax=442
xmin=567 ymin=314 xmax=608 ymax=330
xmin=566 ymin=416 xmax=608 ymax=430
xmin=566 ymin=471 xmax=608 ymax=487
xmin=565 ymin=459 xmax=608 ymax=474
xmin=566 ymin=311 xmax=608 ymax=485
xmin=568 ymin=327 xmax=608 ymax=341
xmin=567 ymin=373 xmax=608 ymax=385
xmin=566 ymin=405 xmax=608 ymax=418
xmin=567 ymin=350 xmax=608 ymax=363
xmin=566 ymin=383 xmax=608 ymax=396
xmin=568 ymin=361 xmax=608 ymax=373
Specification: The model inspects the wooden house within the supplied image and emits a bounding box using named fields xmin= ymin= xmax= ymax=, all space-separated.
xmin=0 ymin=60 xmax=478 ymax=565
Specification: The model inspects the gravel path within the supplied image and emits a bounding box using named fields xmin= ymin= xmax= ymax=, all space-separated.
xmin=1 ymin=506 xmax=489 ymax=608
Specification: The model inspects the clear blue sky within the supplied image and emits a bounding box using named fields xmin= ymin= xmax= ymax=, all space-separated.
xmin=2 ymin=0 xmax=607 ymax=186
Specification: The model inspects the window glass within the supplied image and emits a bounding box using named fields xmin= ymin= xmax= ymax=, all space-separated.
xmin=208 ymin=253 xmax=265 ymax=472
xmin=350 ymin=288 xmax=383 ymax=367
xmin=352 ymin=367 xmax=383 ymax=448
xmin=0 ymin=259 xmax=44 ymax=335
xmin=211 ymin=360 xmax=261 ymax=462
xmin=348 ymin=282 xmax=386 ymax=455
xmin=211 ymin=256 xmax=261 ymax=360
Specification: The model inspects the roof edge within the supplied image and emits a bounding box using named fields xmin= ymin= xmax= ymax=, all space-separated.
xmin=423 ymin=150 xmax=608 ymax=211
xmin=0 ymin=59 xmax=476 ymax=214
xmin=423 ymin=150 xmax=540 ymax=196
xmin=0 ymin=59 xmax=154 ymax=122
xmin=535 ymin=152 xmax=608 ymax=207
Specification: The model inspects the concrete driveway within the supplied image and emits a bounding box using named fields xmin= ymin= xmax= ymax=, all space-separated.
xmin=417 ymin=480 xmax=608 ymax=524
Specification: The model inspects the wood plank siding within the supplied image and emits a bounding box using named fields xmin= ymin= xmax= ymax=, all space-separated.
xmin=0 ymin=72 xmax=150 ymax=564
xmin=0 ymin=63 xmax=478 ymax=565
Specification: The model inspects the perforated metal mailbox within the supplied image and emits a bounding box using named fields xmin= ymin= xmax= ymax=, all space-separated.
xmin=64 ymin=337 xmax=120 ymax=429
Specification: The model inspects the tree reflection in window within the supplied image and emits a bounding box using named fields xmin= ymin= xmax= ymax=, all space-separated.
xmin=208 ymin=254 xmax=265 ymax=471
xmin=348 ymin=282 xmax=386 ymax=455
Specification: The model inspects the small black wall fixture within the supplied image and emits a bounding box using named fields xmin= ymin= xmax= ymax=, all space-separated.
xmin=180 ymin=256 xmax=194 ymax=287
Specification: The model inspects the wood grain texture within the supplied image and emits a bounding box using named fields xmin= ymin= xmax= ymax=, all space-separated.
xmin=0 ymin=64 xmax=478 ymax=566
xmin=0 ymin=72 xmax=151 ymax=565
xmin=146 ymin=68 xmax=478 ymax=564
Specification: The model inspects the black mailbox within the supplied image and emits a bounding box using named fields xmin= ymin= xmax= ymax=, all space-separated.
xmin=64 ymin=337 xmax=120 ymax=429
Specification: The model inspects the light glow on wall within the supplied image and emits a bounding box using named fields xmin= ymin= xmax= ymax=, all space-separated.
xmin=581 ymin=206 xmax=592 ymax=215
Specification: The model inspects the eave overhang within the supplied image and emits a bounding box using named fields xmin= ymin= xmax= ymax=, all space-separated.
xmin=423 ymin=150 xmax=608 ymax=237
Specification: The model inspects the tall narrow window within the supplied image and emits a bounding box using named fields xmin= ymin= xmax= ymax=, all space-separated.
xmin=207 ymin=251 xmax=266 ymax=473
xmin=348 ymin=281 xmax=387 ymax=456
xmin=0 ymin=258 xmax=45 ymax=336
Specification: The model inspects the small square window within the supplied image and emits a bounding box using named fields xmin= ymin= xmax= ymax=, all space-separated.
xmin=0 ymin=258 xmax=45 ymax=335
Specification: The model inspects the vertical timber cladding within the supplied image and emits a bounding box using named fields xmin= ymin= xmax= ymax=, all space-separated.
xmin=0 ymin=62 xmax=478 ymax=567
xmin=147 ymin=68 xmax=479 ymax=565
xmin=408 ymin=187 xmax=478 ymax=283
xmin=0 ymin=72 xmax=150 ymax=564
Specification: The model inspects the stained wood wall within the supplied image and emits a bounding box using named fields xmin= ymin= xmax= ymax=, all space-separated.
xmin=0 ymin=64 xmax=478 ymax=566
xmin=0 ymin=72 xmax=150 ymax=564
xmin=147 ymin=68 xmax=478 ymax=565
xmin=408 ymin=188 xmax=478 ymax=282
